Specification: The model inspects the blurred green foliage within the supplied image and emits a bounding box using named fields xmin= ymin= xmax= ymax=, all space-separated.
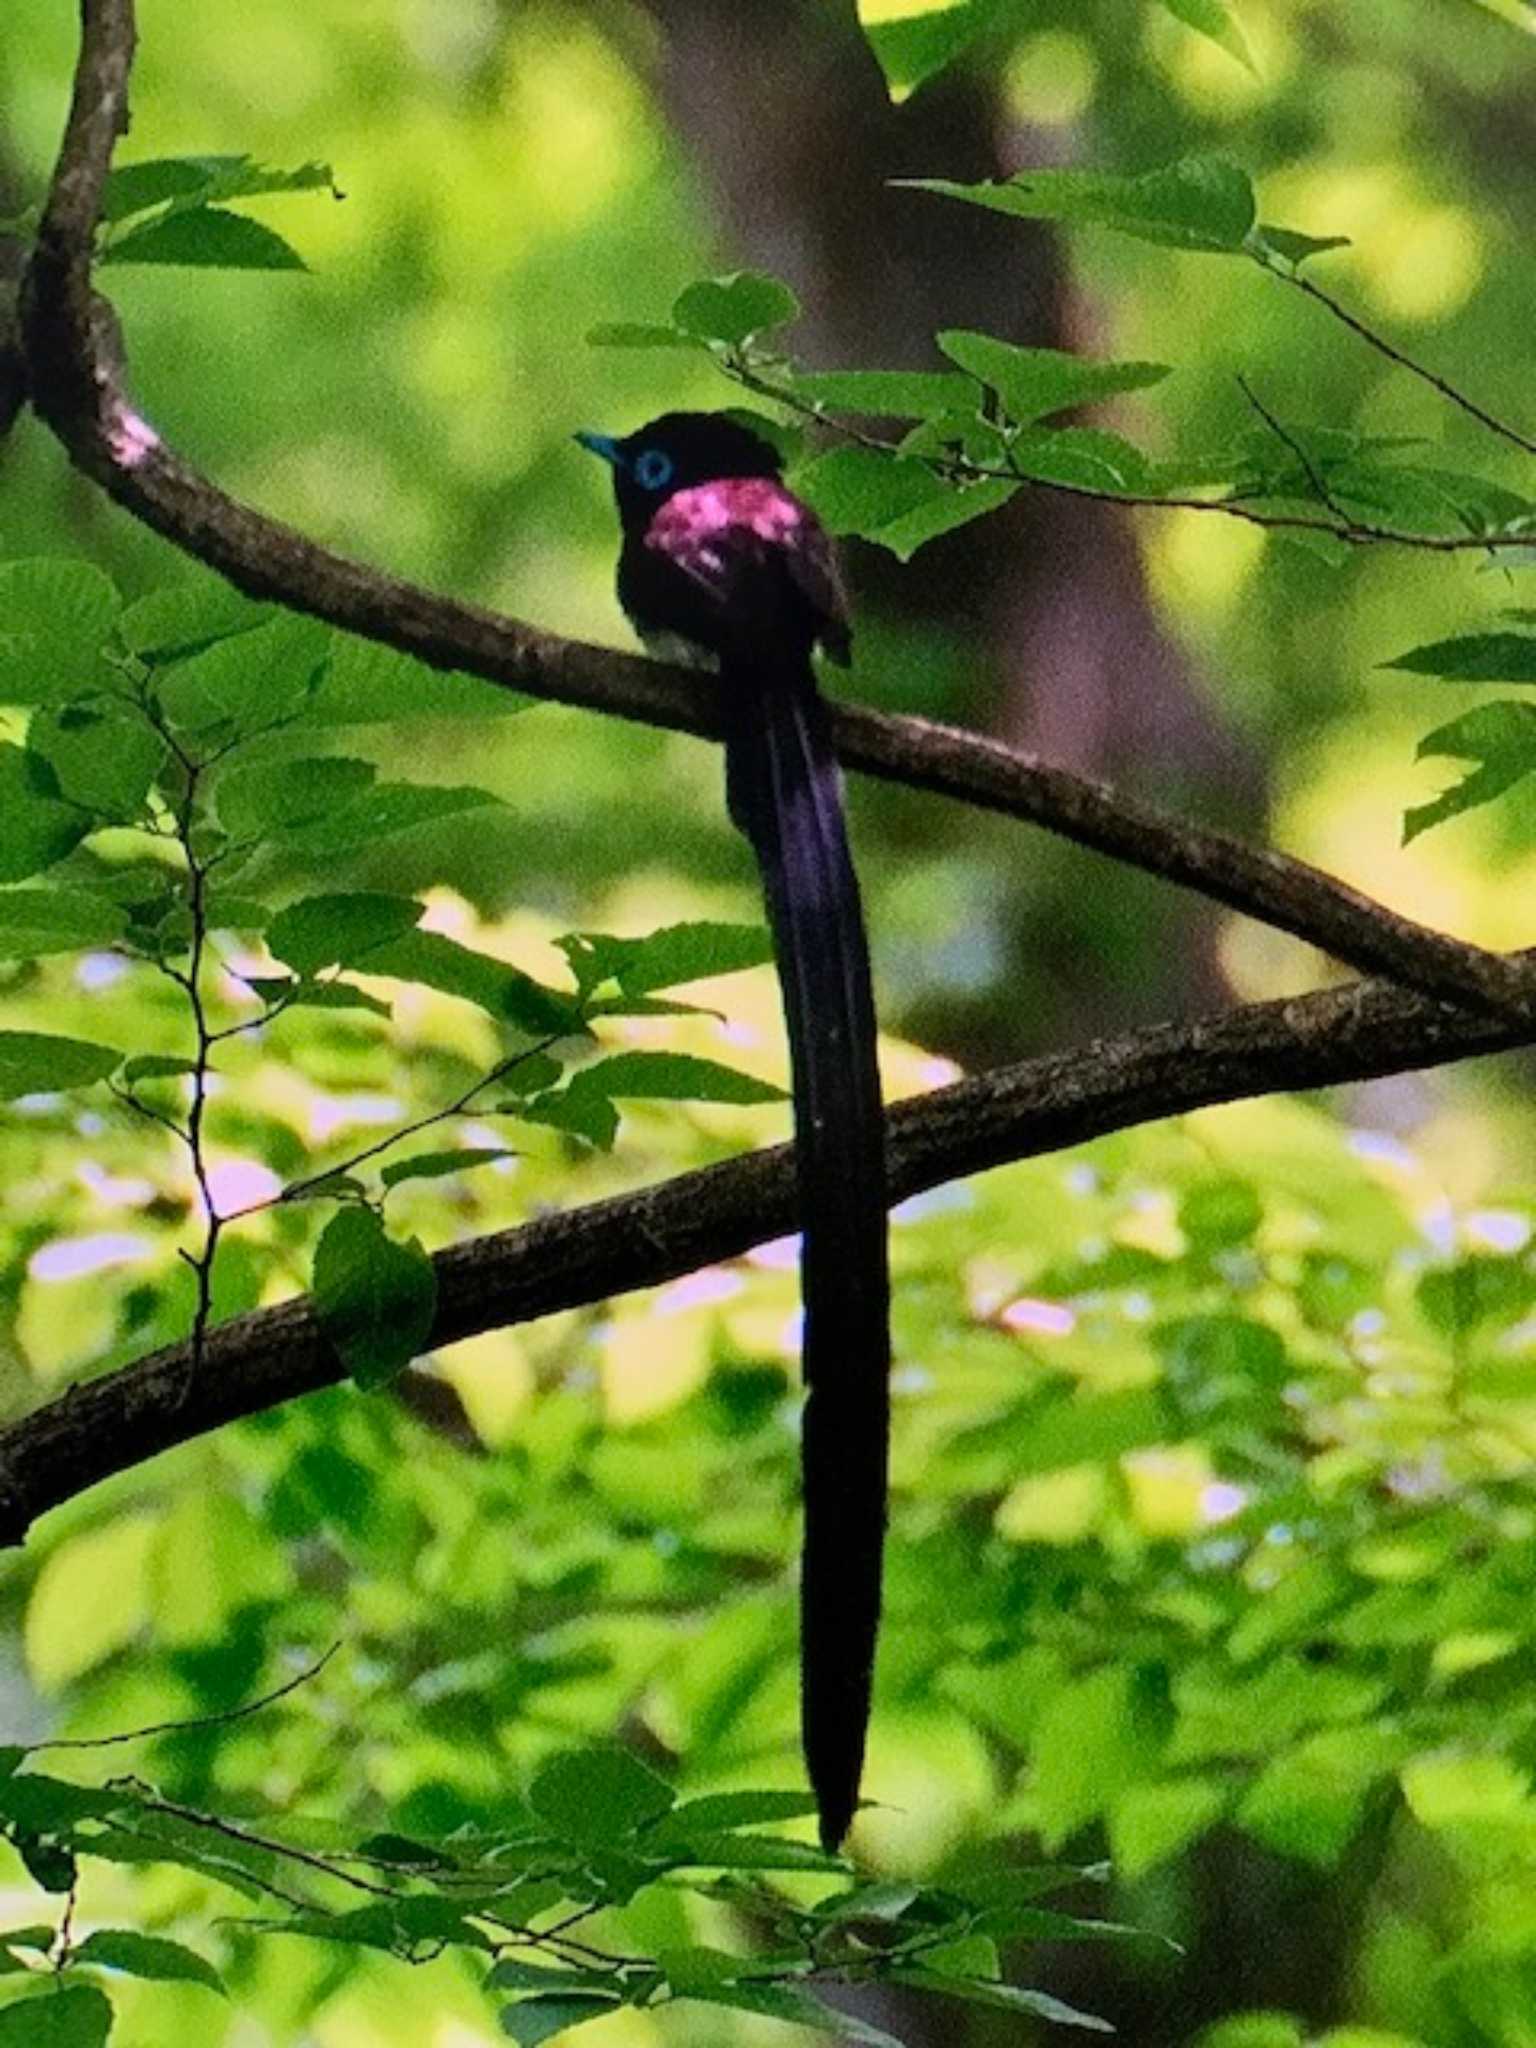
xmin=6 ymin=1 xmax=1536 ymax=2043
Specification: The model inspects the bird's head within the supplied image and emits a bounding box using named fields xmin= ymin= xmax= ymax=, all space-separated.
xmin=576 ymin=411 xmax=783 ymax=527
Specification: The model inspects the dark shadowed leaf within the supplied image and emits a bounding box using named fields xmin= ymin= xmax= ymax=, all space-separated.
xmin=0 ymin=746 xmax=91 ymax=883
xmin=28 ymin=700 xmax=165 ymax=821
xmin=0 ymin=1032 xmax=122 ymax=1100
xmin=312 ymin=1207 xmax=438 ymax=1391
xmin=74 ymin=1929 xmax=224 ymax=1995
xmin=499 ymin=1994 xmax=622 ymax=2045
xmin=937 ymin=332 xmax=1170 ymax=422
xmin=0 ymin=1985 xmax=114 ymax=2047
xmin=381 ymin=1147 xmax=514 ymax=1188
xmin=528 ymin=1749 xmax=676 ymax=1843
xmin=103 ymin=205 xmax=307 ymax=270
xmin=0 ymin=889 xmax=128 ymax=957
xmin=1384 ymin=631 xmax=1536 ymax=683
xmin=267 ymin=894 xmax=425 ymax=977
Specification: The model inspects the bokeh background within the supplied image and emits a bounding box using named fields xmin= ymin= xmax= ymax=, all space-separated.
xmin=5 ymin=3 xmax=1536 ymax=2044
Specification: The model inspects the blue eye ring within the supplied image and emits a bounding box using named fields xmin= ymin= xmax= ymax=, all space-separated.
xmin=633 ymin=448 xmax=675 ymax=492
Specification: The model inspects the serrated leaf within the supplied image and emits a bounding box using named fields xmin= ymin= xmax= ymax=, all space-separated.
xmin=0 ymin=1985 xmax=114 ymax=2047
xmin=312 ymin=1207 xmax=438 ymax=1391
xmin=277 ymin=782 xmax=501 ymax=855
xmin=559 ymin=921 xmax=773 ymax=998
xmin=28 ymin=700 xmax=165 ymax=821
xmin=118 ymin=579 xmax=272 ymax=660
xmin=309 ymin=634 xmax=527 ymax=722
xmin=901 ymin=156 xmax=1257 ymax=254
xmin=499 ymin=1994 xmax=622 ymax=2045
xmin=528 ymin=1749 xmax=676 ymax=1843
xmin=74 ymin=1929 xmax=224 ymax=1995
xmin=585 ymin=322 xmax=702 ymax=350
xmin=0 ymin=559 xmax=120 ymax=703
xmin=380 ymin=1147 xmax=514 ymax=1189
xmin=0 ymin=888 xmax=127 ymax=957
xmin=0 ymin=746 xmax=89 ymax=883
xmin=361 ymin=929 xmax=574 ymax=1034
xmin=1404 ymin=700 xmax=1536 ymax=840
xmin=0 ymin=1032 xmax=122 ymax=1099
xmin=267 ymin=893 xmax=425 ymax=977
xmin=1007 ymin=424 xmax=1153 ymax=494
xmin=215 ymin=755 xmax=377 ymax=839
xmin=671 ymin=272 xmax=801 ymax=346
xmin=103 ymin=153 xmax=335 ymax=224
xmin=154 ymin=613 xmax=331 ymax=731
xmin=103 ymin=205 xmax=307 ymax=270
xmin=795 ymin=446 xmax=949 ymax=536
xmin=937 ymin=332 xmax=1169 ymax=422
xmin=1158 ymin=0 xmax=1255 ymax=70
xmin=1384 ymin=631 xmax=1536 ymax=683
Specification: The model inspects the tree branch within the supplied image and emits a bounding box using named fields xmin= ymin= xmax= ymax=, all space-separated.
xmin=17 ymin=0 xmax=1536 ymax=1034
xmin=0 ymin=959 xmax=1529 ymax=1548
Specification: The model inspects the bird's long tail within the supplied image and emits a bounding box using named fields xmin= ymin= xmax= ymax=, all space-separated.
xmin=722 ymin=645 xmax=889 ymax=1852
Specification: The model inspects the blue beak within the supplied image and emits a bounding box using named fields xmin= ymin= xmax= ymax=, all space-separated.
xmin=575 ymin=429 xmax=624 ymax=469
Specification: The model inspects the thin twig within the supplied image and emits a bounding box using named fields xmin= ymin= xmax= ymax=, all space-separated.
xmin=1262 ymin=253 xmax=1536 ymax=461
xmin=31 ymin=1643 xmax=341 ymax=1753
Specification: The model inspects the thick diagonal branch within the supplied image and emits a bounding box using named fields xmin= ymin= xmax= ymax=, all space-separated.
xmin=17 ymin=0 xmax=1536 ymax=1030
xmin=0 ymin=961 xmax=1528 ymax=1548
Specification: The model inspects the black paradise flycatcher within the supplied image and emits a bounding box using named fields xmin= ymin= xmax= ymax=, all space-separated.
xmin=579 ymin=412 xmax=890 ymax=1849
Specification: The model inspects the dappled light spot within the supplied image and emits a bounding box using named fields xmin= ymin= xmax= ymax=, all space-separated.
xmin=1000 ymin=1296 xmax=1077 ymax=1337
xmin=29 ymin=1231 xmax=154 ymax=1280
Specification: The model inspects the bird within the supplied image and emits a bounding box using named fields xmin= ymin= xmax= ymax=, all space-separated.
xmin=578 ymin=411 xmax=889 ymax=1850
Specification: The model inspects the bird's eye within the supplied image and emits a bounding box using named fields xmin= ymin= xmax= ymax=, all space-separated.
xmin=634 ymin=448 xmax=675 ymax=491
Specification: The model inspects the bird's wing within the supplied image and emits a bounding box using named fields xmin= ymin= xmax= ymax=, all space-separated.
xmin=645 ymin=479 xmax=851 ymax=662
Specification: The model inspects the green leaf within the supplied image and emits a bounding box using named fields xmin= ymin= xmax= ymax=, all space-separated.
xmin=102 ymin=205 xmax=307 ymax=270
xmin=569 ymin=1052 xmax=785 ymax=1107
xmin=312 ymin=1207 xmax=438 ymax=1391
xmin=0 ymin=1985 xmax=114 ymax=2048
xmin=858 ymin=0 xmax=988 ymax=102
xmin=0 ymin=1032 xmax=122 ymax=1099
xmin=559 ymin=921 xmax=773 ymax=998
xmin=499 ymin=1994 xmax=622 ymax=2045
xmin=890 ymin=1969 xmax=1114 ymax=2033
xmin=901 ymin=156 xmax=1257 ymax=254
xmin=1384 ymin=631 xmax=1536 ymax=683
xmin=0 ymin=559 xmax=120 ymax=703
xmin=154 ymin=613 xmax=331 ymax=731
xmin=103 ymin=153 xmax=336 ymax=224
xmin=380 ymin=1147 xmax=515 ymax=1189
xmin=585 ymin=322 xmax=702 ymax=350
xmin=873 ymin=478 xmax=1018 ymax=559
xmin=787 ymin=369 xmax=978 ymax=418
xmin=309 ymin=634 xmax=528 ymax=722
xmin=17 ymin=1835 xmax=77 ymax=1893
xmin=671 ymin=272 xmax=801 ymax=346
xmin=74 ymin=1929 xmax=224 ymax=1995
xmin=0 ymin=747 xmax=92 ymax=882
xmin=1252 ymin=223 xmax=1351 ymax=268
xmin=1007 ymin=425 xmax=1151 ymax=494
xmin=267 ymin=893 xmax=425 ymax=977
xmin=117 ymin=578 xmax=271 ymax=661
xmin=528 ymin=1748 xmax=676 ymax=1843
xmin=361 ymin=929 xmax=574 ymax=1034
xmin=1406 ymin=701 xmax=1536 ymax=840
xmin=652 ymin=1790 xmax=820 ymax=1835
xmin=936 ymin=332 xmax=1170 ymax=422
xmin=120 ymin=1054 xmax=199 ymax=1083
xmin=1158 ymin=0 xmax=1255 ymax=70
xmin=215 ymin=755 xmax=377 ymax=839
xmin=28 ymin=701 xmax=165 ymax=822
xmin=276 ymin=782 xmax=502 ymax=855
xmin=0 ymin=889 xmax=127 ymax=957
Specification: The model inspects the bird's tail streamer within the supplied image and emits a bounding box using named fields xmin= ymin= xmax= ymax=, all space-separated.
xmin=722 ymin=645 xmax=890 ymax=1852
